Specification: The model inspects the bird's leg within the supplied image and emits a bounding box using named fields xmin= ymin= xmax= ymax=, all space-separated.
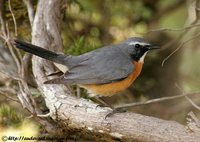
xmin=105 ymin=107 xmax=128 ymax=118
xmin=94 ymin=97 xmax=129 ymax=119
xmin=91 ymin=96 xmax=128 ymax=118
xmin=91 ymin=96 xmax=114 ymax=109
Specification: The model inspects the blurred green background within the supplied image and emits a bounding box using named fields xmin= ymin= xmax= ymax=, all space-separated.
xmin=0 ymin=0 xmax=200 ymax=138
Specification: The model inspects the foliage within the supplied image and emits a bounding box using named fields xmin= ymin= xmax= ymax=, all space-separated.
xmin=64 ymin=36 xmax=101 ymax=55
xmin=0 ymin=104 xmax=23 ymax=128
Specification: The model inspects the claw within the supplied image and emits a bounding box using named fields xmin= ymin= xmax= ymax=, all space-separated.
xmin=96 ymin=104 xmax=107 ymax=109
xmin=105 ymin=108 xmax=127 ymax=119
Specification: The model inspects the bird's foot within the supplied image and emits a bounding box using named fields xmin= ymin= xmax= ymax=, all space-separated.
xmin=105 ymin=107 xmax=127 ymax=119
xmin=92 ymin=97 xmax=114 ymax=109
xmin=96 ymin=104 xmax=106 ymax=108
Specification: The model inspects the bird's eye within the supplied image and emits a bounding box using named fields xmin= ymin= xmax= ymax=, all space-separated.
xmin=135 ymin=44 xmax=141 ymax=49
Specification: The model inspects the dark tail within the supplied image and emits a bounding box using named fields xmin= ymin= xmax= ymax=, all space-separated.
xmin=14 ymin=40 xmax=67 ymax=65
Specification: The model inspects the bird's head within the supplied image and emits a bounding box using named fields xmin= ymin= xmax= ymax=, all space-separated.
xmin=119 ymin=37 xmax=160 ymax=63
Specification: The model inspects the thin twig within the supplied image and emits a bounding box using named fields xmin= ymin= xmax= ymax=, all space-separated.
xmin=144 ymin=23 xmax=200 ymax=34
xmin=0 ymin=0 xmax=7 ymax=36
xmin=8 ymin=0 xmax=17 ymax=36
xmin=0 ymin=67 xmax=21 ymax=81
xmin=37 ymin=113 xmax=51 ymax=118
xmin=8 ymin=0 xmax=23 ymax=67
xmin=26 ymin=113 xmax=51 ymax=119
xmin=4 ymin=23 xmax=21 ymax=74
xmin=161 ymin=0 xmax=200 ymax=66
xmin=186 ymin=96 xmax=200 ymax=111
xmin=156 ymin=27 xmax=190 ymax=66
xmin=161 ymin=33 xmax=200 ymax=66
xmin=175 ymin=84 xmax=200 ymax=111
xmin=114 ymin=92 xmax=200 ymax=109
xmin=0 ymin=90 xmax=19 ymax=103
xmin=0 ymin=87 xmax=16 ymax=94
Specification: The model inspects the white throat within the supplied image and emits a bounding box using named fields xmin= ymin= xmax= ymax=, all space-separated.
xmin=138 ymin=52 xmax=148 ymax=63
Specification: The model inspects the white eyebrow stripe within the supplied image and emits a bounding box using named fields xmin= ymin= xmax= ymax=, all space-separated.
xmin=128 ymin=42 xmax=150 ymax=46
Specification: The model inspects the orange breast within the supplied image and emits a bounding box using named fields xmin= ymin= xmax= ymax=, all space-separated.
xmin=80 ymin=61 xmax=143 ymax=97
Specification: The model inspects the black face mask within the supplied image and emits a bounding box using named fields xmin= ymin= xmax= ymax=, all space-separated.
xmin=131 ymin=46 xmax=149 ymax=61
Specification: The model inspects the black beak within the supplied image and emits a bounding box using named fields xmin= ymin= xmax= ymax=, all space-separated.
xmin=147 ymin=45 xmax=160 ymax=50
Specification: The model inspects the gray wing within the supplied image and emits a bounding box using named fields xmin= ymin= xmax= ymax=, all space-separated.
xmin=62 ymin=46 xmax=134 ymax=84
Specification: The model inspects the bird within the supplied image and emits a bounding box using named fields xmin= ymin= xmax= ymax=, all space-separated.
xmin=14 ymin=37 xmax=159 ymax=108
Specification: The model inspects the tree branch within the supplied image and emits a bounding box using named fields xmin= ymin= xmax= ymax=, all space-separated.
xmin=23 ymin=0 xmax=35 ymax=26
